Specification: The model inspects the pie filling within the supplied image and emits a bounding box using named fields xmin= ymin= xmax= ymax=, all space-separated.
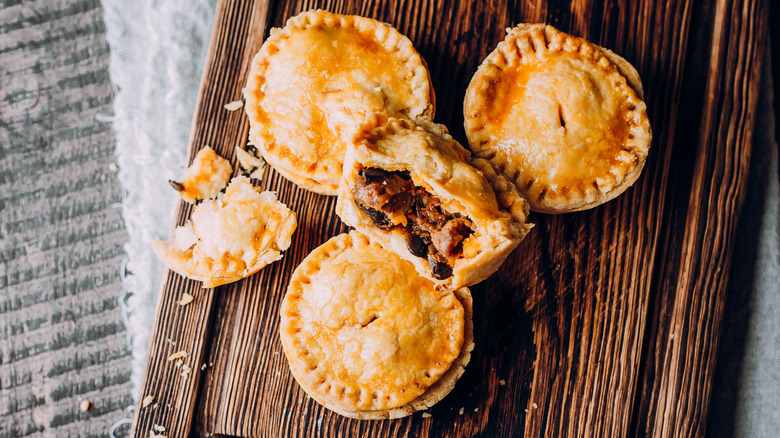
xmin=352 ymin=166 xmax=474 ymax=280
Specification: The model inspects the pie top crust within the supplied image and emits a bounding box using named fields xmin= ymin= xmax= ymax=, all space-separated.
xmin=280 ymin=231 xmax=469 ymax=417
xmin=152 ymin=177 xmax=297 ymax=288
xmin=244 ymin=10 xmax=435 ymax=195
xmin=336 ymin=116 xmax=532 ymax=291
xmin=464 ymin=23 xmax=652 ymax=213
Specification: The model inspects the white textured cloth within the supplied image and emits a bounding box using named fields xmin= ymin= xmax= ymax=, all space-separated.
xmin=101 ymin=0 xmax=217 ymax=395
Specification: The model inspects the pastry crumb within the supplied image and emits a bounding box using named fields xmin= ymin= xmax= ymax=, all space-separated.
xmin=224 ymin=100 xmax=244 ymax=111
xmin=235 ymin=146 xmax=266 ymax=179
xmin=499 ymin=379 xmax=506 ymax=386
xmin=142 ymin=395 xmax=155 ymax=408
xmin=80 ymin=400 xmax=90 ymax=412
xmin=458 ymin=407 xmax=464 ymax=415
xmin=181 ymin=364 xmax=192 ymax=379
xmin=532 ymin=402 xmax=538 ymax=409
xmin=177 ymin=293 xmax=194 ymax=306
xmin=167 ymin=350 xmax=188 ymax=362
xmin=422 ymin=412 xmax=432 ymax=418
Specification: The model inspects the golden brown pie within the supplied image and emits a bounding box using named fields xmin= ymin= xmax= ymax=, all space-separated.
xmin=169 ymin=146 xmax=233 ymax=203
xmin=244 ymin=10 xmax=435 ymax=195
xmin=464 ymin=23 xmax=652 ymax=213
xmin=336 ymin=115 xmax=532 ymax=290
xmin=152 ymin=176 xmax=297 ymax=288
xmin=280 ymin=231 xmax=474 ymax=419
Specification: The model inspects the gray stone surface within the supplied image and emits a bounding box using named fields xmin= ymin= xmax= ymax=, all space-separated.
xmin=0 ymin=0 xmax=133 ymax=436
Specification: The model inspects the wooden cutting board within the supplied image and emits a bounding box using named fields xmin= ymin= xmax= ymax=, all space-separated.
xmin=130 ymin=0 xmax=768 ymax=436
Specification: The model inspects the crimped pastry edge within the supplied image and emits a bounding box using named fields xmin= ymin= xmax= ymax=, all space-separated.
xmin=244 ymin=9 xmax=435 ymax=196
xmin=280 ymin=231 xmax=471 ymax=418
xmin=463 ymin=23 xmax=652 ymax=213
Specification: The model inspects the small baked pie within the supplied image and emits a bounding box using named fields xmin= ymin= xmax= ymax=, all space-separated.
xmin=464 ymin=23 xmax=652 ymax=213
xmin=244 ymin=10 xmax=435 ymax=195
xmin=169 ymin=146 xmax=233 ymax=203
xmin=152 ymin=176 xmax=297 ymax=288
xmin=337 ymin=116 xmax=532 ymax=290
xmin=280 ymin=231 xmax=474 ymax=419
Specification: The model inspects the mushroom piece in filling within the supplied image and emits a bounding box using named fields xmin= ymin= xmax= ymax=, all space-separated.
xmin=351 ymin=166 xmax=474 ymax=280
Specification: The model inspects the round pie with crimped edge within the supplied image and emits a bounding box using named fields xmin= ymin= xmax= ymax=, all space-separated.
xmin=280 ymin=231 xmax=474 ymax=419
xmin=244 ymin=9 xmax=435 ymax=195
xmin=464 ymin=23 xmax=652 ymax=213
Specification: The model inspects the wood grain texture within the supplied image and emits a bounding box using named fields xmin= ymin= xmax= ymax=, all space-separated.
xmin=130 ymin=0 xmax=769 ymax=437
xmin=632 ymin=0 xmax=769 ymax=436
xmin=0 ymin=0 xmax=134 ymax=436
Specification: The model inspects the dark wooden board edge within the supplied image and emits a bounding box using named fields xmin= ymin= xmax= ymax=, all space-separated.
xmin=130 ymin=0 xmax=272 ymax=436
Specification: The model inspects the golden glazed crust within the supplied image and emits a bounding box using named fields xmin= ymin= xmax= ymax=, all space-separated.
xmin=336 ymin=116 xmax=533 ymax=291
xmin=244 ymin=10 xmax=435 ymax=195
xmin=152 ymin=177 xmax=297 ymax=288
xmin=464 ymin=23 xmax=652 ymax=213
xmin=280 ymin=231 xmax=473 ymax=419
xmin=172 ymin=146 xmax=233 ymax=203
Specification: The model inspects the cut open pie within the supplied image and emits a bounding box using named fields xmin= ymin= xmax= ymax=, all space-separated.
xmin=244 ymin=10 xmax=435 ymax=195
xmin=464 ymin=23 xmax=652 ymax=213
xmin=152 ymin=176 xmax=297 ymax=288
xmin=337 ymin=116 xmax=532 ymax=291
xmin=280 ymin=231 xmax=474 ymax=419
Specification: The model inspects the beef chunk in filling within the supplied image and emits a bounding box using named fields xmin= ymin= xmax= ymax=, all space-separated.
xmin=428 ymin=251 xmax=453 ymax=280
xmin=352 ymin=166 xmax=414 ymax=213
xmin=352 ymin=166 xmax=474 ymax=280
xmin=431 ymin=218 xmax=473 ymax=259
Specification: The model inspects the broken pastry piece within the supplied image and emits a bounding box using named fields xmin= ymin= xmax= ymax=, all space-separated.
xmin=235 ymin=144 xmax=266 ymax=180
xmin=464 ymin=23 xmax=652 ymax=213
xmin=170 ymin=146 xmax=233 ymax=203
xmin=152 ymin=176 xmax=297 ymax=288
xmin=337 ymin=116 xmax=533 ymax=290
xmin=243 ymin=9 xmax=435 ymax=195
xmin=280 ymin=231 xmax=474 ymax=419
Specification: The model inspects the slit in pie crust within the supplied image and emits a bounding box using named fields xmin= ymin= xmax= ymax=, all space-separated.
xmin=280 ymin=231 xmax=474 ymax=419
xmin=337 ymin=116 xmax=533 ymax=291
xmin=244 ymin=10 xmax=435 ymax=195
xmin=464 ymin=23 xmax=652 ymax=213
